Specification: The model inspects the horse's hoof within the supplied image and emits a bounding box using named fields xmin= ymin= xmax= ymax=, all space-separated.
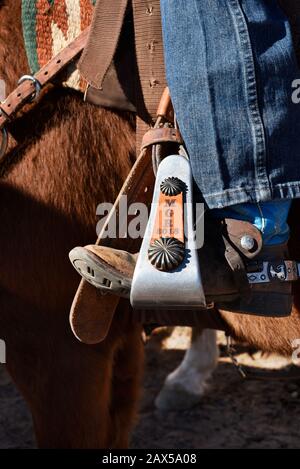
xmin=155 ymin=380 xmax=206 ymax=411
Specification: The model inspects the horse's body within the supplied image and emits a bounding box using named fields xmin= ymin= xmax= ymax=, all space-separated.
xmin=1 ymin=0 xmax=300 ymax=448
xmin=0 ymin=0 xmax=145 ymax=448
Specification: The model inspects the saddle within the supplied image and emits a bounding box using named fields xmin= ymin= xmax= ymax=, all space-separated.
xmin=2 ymin=1 xmax=300 ymax=344
xmin=68 ymin=0 xmax=300 ymax=343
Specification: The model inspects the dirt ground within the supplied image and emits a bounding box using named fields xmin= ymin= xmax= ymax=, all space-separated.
xmin=0 ymin=328 xmax=299 ymax=449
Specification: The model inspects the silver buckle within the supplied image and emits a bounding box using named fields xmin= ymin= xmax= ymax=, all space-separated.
xmin=18 ymin=75 xmax=41 ymax=102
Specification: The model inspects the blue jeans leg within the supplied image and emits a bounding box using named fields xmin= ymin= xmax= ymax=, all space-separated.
xmin=160 ymin=0 xmax=300 ymax=209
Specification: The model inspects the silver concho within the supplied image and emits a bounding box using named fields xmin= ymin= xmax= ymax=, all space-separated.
xmin=160 ymin=177 xmax=184 ymax=196
xmin=148 ymin=237 xmax=185 ymax=271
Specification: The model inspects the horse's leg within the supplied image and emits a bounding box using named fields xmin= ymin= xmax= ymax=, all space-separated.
xmin=155 ymin=327 xmax=219 ymax=410
xmin=2 ymin=292 xmax=121 ymax=448
xmin=109 ymin=307 xmax=144 ymax=448
xmin=9 ymin=342 xmax=115 ymax=448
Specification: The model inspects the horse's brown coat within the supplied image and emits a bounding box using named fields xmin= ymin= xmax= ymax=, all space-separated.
xmin=1 ymin=0 xmax=300 ymax=448
xmin=0 ymin=0 xmax=143 ymax=448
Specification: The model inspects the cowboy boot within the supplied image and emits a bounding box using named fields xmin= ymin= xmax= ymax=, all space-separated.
xmin=202 ymin=217 xmax=294 ymax=316
xmin=69 ymin=245 xmax=137 ymax=298
xmin=218 ymin=243 xmax=293 ymax=316
xmin=69 ymin=218 xmax=241 ymax=306
xmin=69 ymin=219 xmax=296 ymax=317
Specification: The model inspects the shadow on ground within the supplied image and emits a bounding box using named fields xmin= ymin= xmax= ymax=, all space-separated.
xmin=0 ymin=328 xmax=299 ymax=449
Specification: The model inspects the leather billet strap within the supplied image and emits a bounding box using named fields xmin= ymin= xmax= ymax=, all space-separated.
xmin=225 ymin=219 xmax=263 ymax=259
xmin=156 ymin=87 xmax=174 ymax=121
xmin=0 ymin=28 xmax=90 ymax=131
xmin=223 ymin=236 xmax=251 ymax=296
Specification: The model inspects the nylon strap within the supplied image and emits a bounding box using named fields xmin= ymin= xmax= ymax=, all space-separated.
xmin=78 ymin=0 xmax=168 ymax=152
xmin=78 ymin=0 xmax=129 ymax=90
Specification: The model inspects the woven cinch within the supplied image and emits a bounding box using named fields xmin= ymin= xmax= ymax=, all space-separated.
xmin=22 ymin=0 xmax=95 ymax=91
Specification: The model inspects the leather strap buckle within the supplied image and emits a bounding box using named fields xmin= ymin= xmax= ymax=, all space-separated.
xmin=18 ymin=75 xmax=42 ymax=102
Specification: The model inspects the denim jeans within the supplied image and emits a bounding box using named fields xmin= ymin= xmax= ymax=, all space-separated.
xmin=160 ymin=0 xmax=300 ymax=210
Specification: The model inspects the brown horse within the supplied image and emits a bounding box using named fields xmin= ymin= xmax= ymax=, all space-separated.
xmin=0 ymin=0 xmax=145 ymax=448
xmin=1 ymin=0 xmax=300 ymax=448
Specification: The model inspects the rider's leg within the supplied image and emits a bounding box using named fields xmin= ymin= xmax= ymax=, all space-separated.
xmin=160 ymin=0 xmax=300 ymax=210
xmin=159 ymin=0 xmax=300 ymax=314
xmin=69 ymin=1 xmax=300 ymax=316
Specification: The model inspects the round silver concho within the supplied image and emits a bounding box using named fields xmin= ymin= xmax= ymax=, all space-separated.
xmin=160 ymin=177 xmax=184 ymax=196
xmin=148 ymin=237 xmax=185 ymax=272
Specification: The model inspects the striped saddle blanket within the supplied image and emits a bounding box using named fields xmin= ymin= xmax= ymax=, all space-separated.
xmin=22 ymin=0 xmax=96 ymax=91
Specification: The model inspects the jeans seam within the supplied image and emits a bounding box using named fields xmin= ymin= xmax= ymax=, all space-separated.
xmin=203 ymin=183 xmax=300 ymax=209
xmin=205 ymin=183 xmax=272 ymax=198
xmin=227 ymin=0 xmax=271 ymax=196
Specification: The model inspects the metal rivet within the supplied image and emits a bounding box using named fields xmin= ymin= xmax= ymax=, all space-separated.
xmin=149 ymin=78 xmax=159 ymax=88
xmin=241 ymin=235 xmax=255 ymax=251
xmin=146 ymin=5 xmax=153 ymax=15
xmin=147 ymin=40 xmax=157 ymax=53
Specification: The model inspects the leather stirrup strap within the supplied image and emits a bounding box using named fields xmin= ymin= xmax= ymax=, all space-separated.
xmin=223 ymin=236 xmax=250 ymax=296
xmin=70 ymin=147 xmax=155 ymax=344
xmin=70 ymin=88 xmax=172 ymax=344
xmin=78 ymin=0 xmax=129 ymax=89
